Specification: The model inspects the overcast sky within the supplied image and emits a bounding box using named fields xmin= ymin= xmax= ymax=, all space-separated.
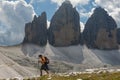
xmin=0 ymin=0 xmax=120 ymax=45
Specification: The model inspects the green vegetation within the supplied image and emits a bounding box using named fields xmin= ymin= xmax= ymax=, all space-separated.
xmin=23 ymin=72 xmax=120 ymax=80
xmin=1 ymin=72 xmax=120 ymax=80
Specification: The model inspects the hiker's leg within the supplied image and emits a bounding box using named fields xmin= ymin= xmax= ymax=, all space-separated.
xmin=45 ymin=64 xmax=49 ymax=74
xmin=45 ymin=70 xmax=52 ymax=79
xmin=45 ymin=64 xmax=51 ymax=79
xmin=45 ymin=70 xmax=49 ymax=74
xmin=40 ymin=64 xmax=44 ymax=76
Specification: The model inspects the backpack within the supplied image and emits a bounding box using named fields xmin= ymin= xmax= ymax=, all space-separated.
xmin=44 ymin=57 xmax=49 ymax=64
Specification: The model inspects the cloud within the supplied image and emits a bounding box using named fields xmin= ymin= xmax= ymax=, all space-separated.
xmin=95 ymin=0 xmax=120 ymax=27
xmin=80 ymin=22 xmax=84 ymax=32
xmin=80 ymin=8 xmax=94 ymax=19
xmin=47 ymin=20 xmax=50 ymax=29
xmin=79 ymin=7 xmax=95 ymax=25
xmin=0 ymin=0 xmax=35 ymax=46
xmin=50 ymin=0 xmax=90 ymax=6
xmin=30 ymin=0 xmax=45 ymax=4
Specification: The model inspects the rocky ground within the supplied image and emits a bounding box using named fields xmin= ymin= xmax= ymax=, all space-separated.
xmin=0 ymin=44 xmax=120 ymax=79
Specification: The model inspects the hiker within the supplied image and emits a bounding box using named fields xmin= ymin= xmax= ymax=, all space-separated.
xmin=38 ymin=54 xmax=49 ymax=76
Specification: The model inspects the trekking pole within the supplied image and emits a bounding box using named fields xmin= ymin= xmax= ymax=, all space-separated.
xmin=37 ymin=59 xmax=40 ymax=77
xmin=35 ymin=60 xmax=40 ymax=80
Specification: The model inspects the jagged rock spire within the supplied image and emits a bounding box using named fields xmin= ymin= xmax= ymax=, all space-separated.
xmin=83 ymin=7 xmax=118 ymax=49
xmin=48 ymin=1 xmax=80 ymax=46
xmin=23 ymin=12 xmax=47 ymax=46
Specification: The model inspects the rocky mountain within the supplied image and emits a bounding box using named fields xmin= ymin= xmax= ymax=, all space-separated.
xmin=117 ymin=28 xmax=120 ymax=44
xmin=48 ymin=0 xmax=80 ymax=46
xmin=83 ymin=7 xmax=118 ymax=49
xmin=22 ymin=2 xmax=119 ymax=49
xmin=23 ymin=12 xmax=47 ymax=46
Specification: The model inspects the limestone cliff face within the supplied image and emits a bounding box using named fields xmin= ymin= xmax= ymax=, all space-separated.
xmin=83 ymin=7 xmax=118 ymax=49
xmin=48 ymin=1 xmax=80 ymax=46
xmin=23 ymin=12 xmax=47 ymax=46
xmin=117 ymin=28 xmax=120 ymax=44
xmin=95 ymin=28 xmax=118 ymax=49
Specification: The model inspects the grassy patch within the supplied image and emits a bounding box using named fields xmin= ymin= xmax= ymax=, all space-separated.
xmin=3 ymin=72 xmax=120 ymax=80
xmin=21 ymin=72 xmax=120 ymax=80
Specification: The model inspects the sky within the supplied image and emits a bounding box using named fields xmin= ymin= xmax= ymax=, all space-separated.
xmin=0 ymin=0 xmax=120 ymax=45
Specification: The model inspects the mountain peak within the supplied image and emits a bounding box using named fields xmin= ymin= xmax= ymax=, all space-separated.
xmin=83 ymin=7 xmax=118 ymax=49
xmin=94 ymin=7 xmax=107 ymax=15
xmin=48 ymin=0 xmax=80 ymax=46
xmin=64 ymin=0 xmax=71 ymax=4
xmin=33 ymin=15 xmax=37 ymax=21
xmin=61 ymin=0 xmax=72 ymax=8
xmin=23 ymin=12 xmax=47 ymax=46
